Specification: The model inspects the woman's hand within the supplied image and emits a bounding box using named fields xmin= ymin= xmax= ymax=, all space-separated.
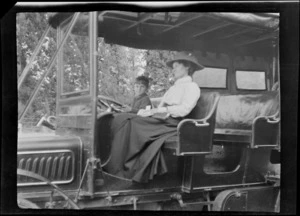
xmin=137 ymin=109 xmax=153 ymax=117
xmin=137 ymin=107 xmax=168 ymax=117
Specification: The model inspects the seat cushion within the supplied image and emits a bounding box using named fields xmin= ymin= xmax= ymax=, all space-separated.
xmin=216 ymin=92 xmax=279 ymax=130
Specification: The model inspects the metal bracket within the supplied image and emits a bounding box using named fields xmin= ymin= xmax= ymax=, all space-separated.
xmin=170 ymin=193 xmax=186 ymax=208
xmin=45 ymin=190 xmax=55 ymax=209
xmin=265 ymin=171 xmax=280 ymax=186
xmin=105 ymin=196 xmax=113 ymax=206
xmin=194 ymin=120 xmax=209 ymax=127
xmin=74 ymin=157 xmax=103 ymax=202
xmin=267 ymin=117 xmax=280 ymax=123
xmin=89 ymin=157 xmax=101 ymax=170
xmin=130 ymin=197 xmax=138 ymax=210
xmin=92 ymin=157 xmax=114 ymax=203
xmin=204 ymin=191 xmax=212 ymax=211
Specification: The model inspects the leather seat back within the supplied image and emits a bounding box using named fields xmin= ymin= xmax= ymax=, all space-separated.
xmin=186 ymin=91 xmax=221 ymax=120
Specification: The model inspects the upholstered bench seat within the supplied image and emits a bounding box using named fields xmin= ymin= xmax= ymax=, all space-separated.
xmin=163 ymin=91 xmax=280 ymax=151
xmin=216 ymin=92 xmax=279 ymax=130
xmin=214 ymin=91 xmax=280 ymax=147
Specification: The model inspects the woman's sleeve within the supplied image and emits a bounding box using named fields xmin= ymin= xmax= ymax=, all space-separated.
xmin=158 ymin=90 xmax=168 ymax=108
xmin=167 ymin=84 xmax=200 ymax=117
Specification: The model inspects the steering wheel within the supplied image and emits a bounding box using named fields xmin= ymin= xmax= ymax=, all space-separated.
xmin=97 ymin=95 xmax=128 ymax=113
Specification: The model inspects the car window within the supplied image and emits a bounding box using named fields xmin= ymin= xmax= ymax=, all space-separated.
xmin=236 ymin=70 xmax=266 ymax=90
xmin=62 ymin=18 xmax=90 ymax=95
xmin=193 ymin=67 xmax=227 ymax=88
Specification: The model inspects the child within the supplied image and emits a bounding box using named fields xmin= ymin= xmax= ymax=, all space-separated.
xmin=125 ymin=76 xmax=152 ymax=113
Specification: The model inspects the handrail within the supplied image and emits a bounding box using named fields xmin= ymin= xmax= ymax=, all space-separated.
xmin=251 ymin=110 xmax=280 ymax=148
xmin=177 ymin=93 xmax=220 ymax=130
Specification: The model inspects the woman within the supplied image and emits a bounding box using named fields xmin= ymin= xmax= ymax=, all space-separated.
xmin=104 ymin=52 xmax=204 ymax=183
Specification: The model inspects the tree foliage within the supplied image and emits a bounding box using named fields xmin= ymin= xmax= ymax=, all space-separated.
xmin=17 ymin=13 xmax=57 ymax=121
xmin=97 ymin=41 xmax=147 ymax=105
xmin=17 ymin=12 xmax=176 ymax=122
xmin=62 ymin=34 xmax=90 ymax=93
xmin=145 ymin=50 xmax=176 ymax=98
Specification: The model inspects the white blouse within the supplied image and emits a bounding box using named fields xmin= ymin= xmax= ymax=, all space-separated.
xmin=158 ymin=76 xmax=200 ymax=117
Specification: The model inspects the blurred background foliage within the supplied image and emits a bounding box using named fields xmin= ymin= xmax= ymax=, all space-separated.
xmin=17 ymin=12 xmax=176 ymax=123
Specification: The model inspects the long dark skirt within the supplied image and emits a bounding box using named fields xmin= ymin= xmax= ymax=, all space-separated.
xmin=104 ymin=113 xmax=180 ymax=183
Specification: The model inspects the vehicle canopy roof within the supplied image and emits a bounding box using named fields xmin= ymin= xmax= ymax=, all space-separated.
xmin=48 ymin=12 xmax=279 ymax=57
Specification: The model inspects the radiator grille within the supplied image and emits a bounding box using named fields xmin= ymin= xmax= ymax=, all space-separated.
xmin=17 ymin=150 xmax=74 ymax=186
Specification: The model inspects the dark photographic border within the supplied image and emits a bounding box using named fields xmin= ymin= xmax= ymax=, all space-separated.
xmin=1 ymin=1 xmax=298 ymax=215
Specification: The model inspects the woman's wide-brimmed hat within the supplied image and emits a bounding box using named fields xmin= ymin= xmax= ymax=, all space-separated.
xmin=166 ymin=52 xmax=204 ymax=71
